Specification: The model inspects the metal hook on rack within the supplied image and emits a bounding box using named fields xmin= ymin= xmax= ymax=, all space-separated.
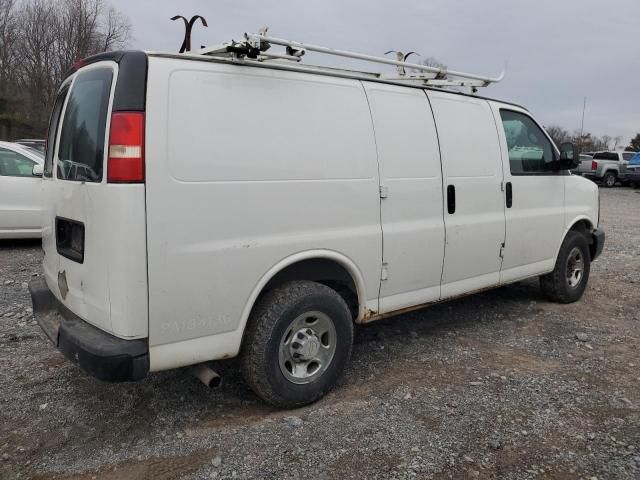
xmin=171 ymin=15 xmax=208 ymax=53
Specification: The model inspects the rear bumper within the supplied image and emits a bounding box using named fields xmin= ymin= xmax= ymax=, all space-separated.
xmin=29 ymin=277 xmax=149 ymax=381
xmin=591 ymin=229 xmax=605 ymax=261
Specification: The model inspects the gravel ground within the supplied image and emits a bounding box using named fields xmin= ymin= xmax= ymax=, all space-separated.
xmin=0 ymin=187 xmax=639 ymax=480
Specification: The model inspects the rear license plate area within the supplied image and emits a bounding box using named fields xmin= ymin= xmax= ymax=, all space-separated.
xmin=56 ymin=217 xmax=85 ymax=263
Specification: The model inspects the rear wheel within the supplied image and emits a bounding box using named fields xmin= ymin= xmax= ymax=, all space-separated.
xmin=602 ymin=171 xmax=617 ymax=188
xmin=241 ymin=280 xmax=353 ymax=408
xmin=540 ymin=231 xmax=591 ymax=303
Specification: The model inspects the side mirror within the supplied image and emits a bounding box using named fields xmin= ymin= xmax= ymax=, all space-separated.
xmin=32 ymin=164 xmax=44 ymax=177
xmin=558 ymin=142 xmax=580 ymax=170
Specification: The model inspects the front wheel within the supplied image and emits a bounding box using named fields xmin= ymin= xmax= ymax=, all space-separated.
xmin=540 ymin=231 xmax=591 ymax=303
xmin=241 ymin=280 xmax=353 ymax=408
xmin=602 ymin=171 xmax=617 ymax=188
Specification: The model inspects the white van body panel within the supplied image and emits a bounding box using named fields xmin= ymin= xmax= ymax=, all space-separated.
xmin=41 ymin=61 xmax=149 ymax=339
xmin=148 ymin=248 xmax=371 ymax=371
xmin=363 ymin=83 xmax=445 ymax=313
xmin=144 ymin=57 xmax=382 ymax=362
xmin=427 ymin=92 xmax=506 ymax=298
xmin=561 ymin=174 xmax=600 ymax=238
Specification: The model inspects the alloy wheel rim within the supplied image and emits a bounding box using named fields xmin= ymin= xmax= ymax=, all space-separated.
xmin=278 ymin=311 xmax=337 ymax=384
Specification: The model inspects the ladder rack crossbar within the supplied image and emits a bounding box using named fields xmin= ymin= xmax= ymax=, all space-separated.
xmin=244 ymin=32 xmax=504 ymax=85
xmin=190 ymin=29 xmax=505 ymax=89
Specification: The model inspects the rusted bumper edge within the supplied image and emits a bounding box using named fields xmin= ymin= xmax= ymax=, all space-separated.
xmin=28 ymin=277 xmax=149 ymax=382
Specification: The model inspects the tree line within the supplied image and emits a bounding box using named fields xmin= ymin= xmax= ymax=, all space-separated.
xmin=545 ymin=126 xmax=639 ymax=153
xmin=0 ymin=0 xmax=130 ymax=140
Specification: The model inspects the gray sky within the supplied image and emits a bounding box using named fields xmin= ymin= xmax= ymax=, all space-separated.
xmin=112 ymin=0 xmax=639 ymax=145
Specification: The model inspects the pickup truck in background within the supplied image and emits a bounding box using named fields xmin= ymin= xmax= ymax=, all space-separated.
xmin=572 ymin=153 xmax=594 ymax=174
xmin=573 ymin=151 xmax=638 ymax=187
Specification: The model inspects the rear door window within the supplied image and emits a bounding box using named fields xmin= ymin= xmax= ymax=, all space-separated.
xmin=593 ymin=152 xmax=619 ymax=161
xmin=57 ymin=67 xmax=114 ymax=182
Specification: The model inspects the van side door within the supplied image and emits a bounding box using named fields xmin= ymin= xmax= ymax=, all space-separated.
xmin=363 ymin=83 xmax=445 ymax=312
xmin=426 ymin=92 xmax=506 ymax=298
xmin=492 ymin=105 xmax=565 ymax=282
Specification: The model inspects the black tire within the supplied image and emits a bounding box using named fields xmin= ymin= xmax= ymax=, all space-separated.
xmin=602 ymin=171 xmax=617 ymax=188
xmin=241 ymin=280 xmax=353 ymax=408
xmin=540 ymin=231 xmax=591 ymax=304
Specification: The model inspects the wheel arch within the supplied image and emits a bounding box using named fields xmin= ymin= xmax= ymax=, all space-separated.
xmin=555 ymin=216 xmax=597 ymax=262
xmin=237 ymin=250 xmax=368 ymax=343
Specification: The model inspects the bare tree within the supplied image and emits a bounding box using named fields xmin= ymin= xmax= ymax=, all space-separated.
xmin=99 ymin=4 xmax=131 ymax=51
xmin=422 ymin=57 xmax=447 ymax=70
xmin=17 ymin=0 xmax=59 ymax=128
xmin=0 ymin=0 xmax=18 ymax=137
xmin=612 ymin=136 xmax=623 ymax=150
xmin=545 ymin=125 xmax=571 ymax=146
xmin=53 ymin=0 xmax=129 ymax=84
xmin=0 ymin=0 xmax=18 ymax=93
xmin=0 ymin=0 xmax=131 ymax=138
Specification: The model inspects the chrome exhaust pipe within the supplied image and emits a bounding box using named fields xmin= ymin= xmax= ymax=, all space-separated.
xmin=192 ymin=364 xmax=222 ymax=388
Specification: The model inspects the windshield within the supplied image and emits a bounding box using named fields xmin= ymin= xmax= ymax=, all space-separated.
xmin=22 ymin=146 xmax=45 ymax=160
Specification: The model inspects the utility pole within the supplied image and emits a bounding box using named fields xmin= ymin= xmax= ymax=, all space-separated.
xmin=579 ymin=96 xmax=587 ymax=149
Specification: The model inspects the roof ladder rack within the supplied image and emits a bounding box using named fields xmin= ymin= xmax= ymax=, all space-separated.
xmin=194 ymin=28 xmax=505 ymax=90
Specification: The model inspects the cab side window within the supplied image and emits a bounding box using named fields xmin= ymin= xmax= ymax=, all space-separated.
xmin=500 ymin=110 xmax=555 ymax=175
xmin=0 ymin=148 xmax=36 ymax=177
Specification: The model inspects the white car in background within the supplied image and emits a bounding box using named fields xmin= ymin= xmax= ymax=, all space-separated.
xmin=0 ymin=141 xmax=44 ymax=239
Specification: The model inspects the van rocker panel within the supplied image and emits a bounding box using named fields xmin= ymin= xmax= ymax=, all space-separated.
xmin=29 ymin=277 xmax=149 ymax=382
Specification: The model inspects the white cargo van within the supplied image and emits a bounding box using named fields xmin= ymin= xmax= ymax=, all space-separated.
xmin=30 ymin=37 xmax=605 ymax=408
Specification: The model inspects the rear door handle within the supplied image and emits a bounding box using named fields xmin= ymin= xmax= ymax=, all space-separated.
xmin=447 ymin=185 xmax=456 ymax=214
xmin=506 ymin=182 xmax=513 ymax=208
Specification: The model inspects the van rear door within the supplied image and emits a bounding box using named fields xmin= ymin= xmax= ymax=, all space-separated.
xmin=42 ymin=56 xmax=148 ymax=339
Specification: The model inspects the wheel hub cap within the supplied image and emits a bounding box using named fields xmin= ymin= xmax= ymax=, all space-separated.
xmin=278 ymin=311 xmax=337 ymax=385
xmin=290 ymin=329 xmax=321 ymax=361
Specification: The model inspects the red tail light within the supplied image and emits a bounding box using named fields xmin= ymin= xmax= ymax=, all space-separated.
xmin=107 ymin=112 xmax=144 ymax=183
xmin=591 ymin=160 xmax=598 ymax=170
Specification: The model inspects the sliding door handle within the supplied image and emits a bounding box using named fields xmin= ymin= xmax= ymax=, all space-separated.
xmin=506 ymin=182 xmax=513 ymax=208
xmin=447 ymin=185 xmax=456 ymax=214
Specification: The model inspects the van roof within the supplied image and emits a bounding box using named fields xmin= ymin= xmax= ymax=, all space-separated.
xmin=78 ymin=49 xmax=529 ymax=112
